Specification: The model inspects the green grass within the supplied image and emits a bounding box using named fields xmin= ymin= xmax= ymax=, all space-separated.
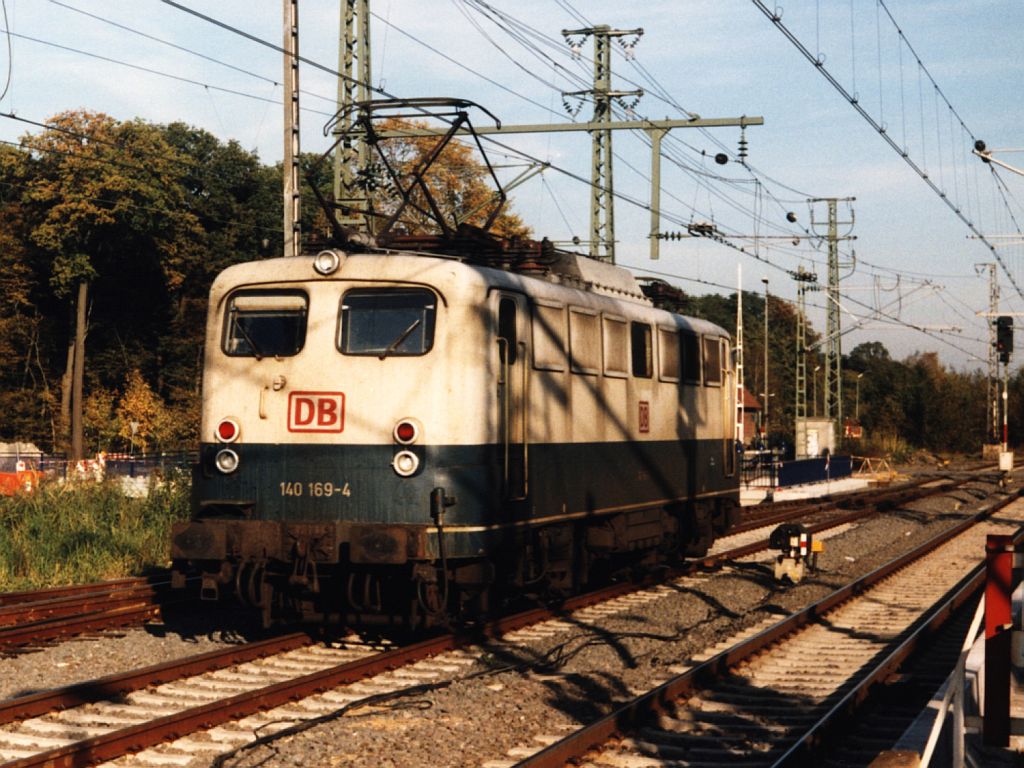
xmin=0 ymin=473 xmax=191 ymax=592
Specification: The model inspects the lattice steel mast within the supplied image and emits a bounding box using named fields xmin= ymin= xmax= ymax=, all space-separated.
xmin=562 ymin=26 xmax=642 ymax=263
xmin=811 ymin=198 xmax=855 ymax=431
xmin=735 ymin=265 xmax=745 ymax=445
xmin=793 ymin=266 xmax=818 ymax=422
xmin=333 ymin=0 xmax=374 ymax=234
xmin=283 ymin=0 xmax=301 ymax=257
xmin=976 ymin=262 xmax=1000 ymax=443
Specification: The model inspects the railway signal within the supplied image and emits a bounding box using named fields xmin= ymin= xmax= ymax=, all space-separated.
xmin=996 ymin=315 xmax=1013 ymax=364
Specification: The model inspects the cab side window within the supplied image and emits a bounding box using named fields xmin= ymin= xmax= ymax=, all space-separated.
xmin=498 ymin=298 xmax=518 ymax=365
xmin=680 ymin=331 xmax=701 ymax=384
xmin=631 ymin=322 xmax=653 ymax=378
xmin=703 ymin=335 xmax=722 ymax=385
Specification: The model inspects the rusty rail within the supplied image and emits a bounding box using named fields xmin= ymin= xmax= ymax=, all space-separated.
xmin=515 ymin=488 xmax=1022 ymax=767
xmin=0 ymin=632 xmax=314 ymax=726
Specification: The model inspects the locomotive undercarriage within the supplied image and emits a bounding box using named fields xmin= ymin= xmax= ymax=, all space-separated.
xmin=170 ymin=497 xmax=738 ymax=629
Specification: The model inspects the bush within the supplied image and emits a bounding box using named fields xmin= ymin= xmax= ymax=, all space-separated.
xmin=0 ymin=473 xmax=191 ymax=591
xmin=858 ymin=432 xmax=915 ymax=464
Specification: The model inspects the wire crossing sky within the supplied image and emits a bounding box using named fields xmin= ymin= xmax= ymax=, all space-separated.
xmin=750 ymin=0 xmax=1024 ymax=304
xmin=1 ymin=0 xmax=1022 ymax=368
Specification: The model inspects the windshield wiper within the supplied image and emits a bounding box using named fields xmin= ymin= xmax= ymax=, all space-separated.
xmin=234 ymin=319 xmax=264 ymax=361
xmin=378 ymin=319 xmax=421 ymax=360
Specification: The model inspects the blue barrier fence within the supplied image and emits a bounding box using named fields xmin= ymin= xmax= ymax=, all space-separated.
xmin=742 ymin=452 xmax=853 ymax=488
xmin=777 ymin=455 xmax=852 ymax=486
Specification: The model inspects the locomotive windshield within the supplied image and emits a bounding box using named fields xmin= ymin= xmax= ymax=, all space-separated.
xmin=223 ymin=290 xmax=308 ymax=358
xmin=339 ymin=288 xmax=437 ymax=357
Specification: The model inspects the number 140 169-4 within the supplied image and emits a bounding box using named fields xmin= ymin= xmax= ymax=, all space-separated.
xmin=280 ymin=482 xmax=352 ymax=498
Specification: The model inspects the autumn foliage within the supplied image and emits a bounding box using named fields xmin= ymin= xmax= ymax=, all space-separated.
xmin=0 ymin=110 xmax=530 ymax=454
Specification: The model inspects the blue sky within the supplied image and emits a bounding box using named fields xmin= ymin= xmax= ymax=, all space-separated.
xmin=3 ymin=0 xmax=1024 ymax=370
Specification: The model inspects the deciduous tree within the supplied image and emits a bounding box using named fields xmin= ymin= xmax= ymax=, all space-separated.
xmin=19 ymin=111 xmax=202 ymax=458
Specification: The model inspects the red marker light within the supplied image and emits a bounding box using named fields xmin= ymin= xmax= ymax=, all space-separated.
xmin=394 ymin=421 xmax=418 ymax=444
xmin=217 ymin=419 xmax=239 ymax=443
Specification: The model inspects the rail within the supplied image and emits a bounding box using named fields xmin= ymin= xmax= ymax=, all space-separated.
xmin=515 ymin=487 xmax=1023 ymax=767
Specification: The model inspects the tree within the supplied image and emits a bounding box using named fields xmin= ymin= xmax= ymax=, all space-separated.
xmin=0 ymin=145 xmax=53 ymax=444
xmin=350 ymin=117 xmax=531 ymax=240
xmin=18 ymin=111 xmax=202 ymax=458
xmin=83 ymin=386 xmax=118 ymax=454
xmin=116 ymin=369 xmax=168 ymax=454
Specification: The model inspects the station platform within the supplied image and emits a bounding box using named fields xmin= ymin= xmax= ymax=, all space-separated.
xmin=740 ymin=476 xmax=873 ymax=506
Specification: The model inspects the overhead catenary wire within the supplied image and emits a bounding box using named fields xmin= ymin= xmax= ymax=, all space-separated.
xmin=18 ymin=1 xmax=999 ymax=358
xmin=46 ymin=0 xmax=285 ymax=91
xmin=28 ymin=0 xmax=865 ymax=297
xmin=48 ymin=1 xmax=970 ymax=317
xmin=449 ymin=0 xmax=968 ymax=303
xmin=1 ymin=28 xmax=338 ymax=118
xmin=750 ymin=0 xmax=1024 ymax=305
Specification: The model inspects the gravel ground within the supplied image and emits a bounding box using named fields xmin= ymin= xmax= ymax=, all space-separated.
xmin=0 ymin=470 xmax=1013 ymax=768
xmin=0 ymin=605 xmax=269 ymax=701
xmin=223 ymin=474 xmax=1013 ymax=768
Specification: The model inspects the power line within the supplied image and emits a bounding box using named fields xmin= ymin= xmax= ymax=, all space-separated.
xmin=369 ymin=9 xmax=564 ymax=120
xmin=0 ymin=0 xmax=11 ymax=103
xmin=47 ymin=0 xmax=284 ymax=91
xmin=1 ymin=27 xmax=336 ymax=117
xmin=750 ymin=0 xmax=1024 ymax=304
xmin=144 ymin=1 xmax=1007 ymax=355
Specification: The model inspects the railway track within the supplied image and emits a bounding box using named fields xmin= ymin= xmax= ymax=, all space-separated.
xmin=513 ymin=488 xmax=1024 ymax=767
xmin=705 ymin=471 xmax=999 ymax=577
xmin=0 ymin=577 xmax=190 ymax=655
xmin=0 ymin=578 xmax=704 ymax=768
xmin=0 ymin=470 xmax=986 ymax=657
xmin=732 ymin=470 xmax=991 ymax=535
xmin=0 ymin=509 xmax=868 ymax=765
xmin=0 ymin=471 xmax=1009 ymax=767
xmin=0 ymin=577 xmax=180 ymax=654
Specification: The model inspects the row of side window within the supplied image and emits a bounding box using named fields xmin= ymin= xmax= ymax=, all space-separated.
xmin=529 ymin=300 xmax=727 ymax=386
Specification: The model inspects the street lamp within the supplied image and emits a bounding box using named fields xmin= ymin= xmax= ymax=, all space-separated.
xmin=762 ymin=277 xmax=769 ymax=440
xmin=855 ymin=372 xmax=865 ymax=421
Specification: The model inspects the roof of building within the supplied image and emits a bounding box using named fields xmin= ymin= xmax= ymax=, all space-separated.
xmin=739 ymin=386 xmax=762 ymax=410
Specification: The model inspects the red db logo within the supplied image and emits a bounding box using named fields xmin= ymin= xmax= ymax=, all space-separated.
xmin=288 ymin=392 xmax=345 ymax=433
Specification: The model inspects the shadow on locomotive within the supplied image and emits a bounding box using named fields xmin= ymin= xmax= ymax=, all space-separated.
xmin=169 ymin=99 xmax=740 ymax=628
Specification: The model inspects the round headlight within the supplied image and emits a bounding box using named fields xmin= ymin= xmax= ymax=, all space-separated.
xmin=313 ymin=249 xmax=342 ymax=276
xmin=392 ymin=450 xmax=420 ymax=477
xmin=215 ymin=448 xmax=240 ymax=474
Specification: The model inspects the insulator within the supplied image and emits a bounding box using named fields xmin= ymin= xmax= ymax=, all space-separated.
xmin=738 ymin=127 xmax=748 ymax=163
xmin=561 ymin=96 xmax=584 ymax=118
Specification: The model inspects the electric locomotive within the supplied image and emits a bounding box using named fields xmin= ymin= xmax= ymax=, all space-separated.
xmin=169 ymin=99 xmax=740 ymax=627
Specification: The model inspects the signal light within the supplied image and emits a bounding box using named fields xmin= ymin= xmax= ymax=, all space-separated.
xmin=216 ymin=418 xmax=239 ymax=443
xmin=393 ymin=419 xmax=420 ymax=445
xmin=996 ymin=316 xmax=1013 ymax=364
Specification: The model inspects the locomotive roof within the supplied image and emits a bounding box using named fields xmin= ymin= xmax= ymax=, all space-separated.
xmin=210 ymin=250 xmax=731 ymax=338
